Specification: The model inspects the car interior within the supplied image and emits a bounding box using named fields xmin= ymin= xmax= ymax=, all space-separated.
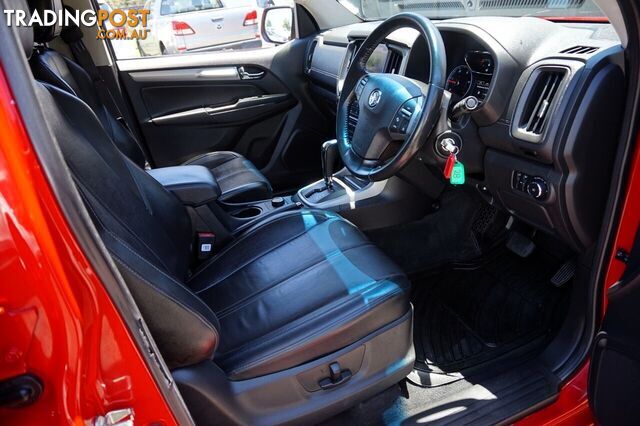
xmin=3 ymin=0 xmax=635 ymax=423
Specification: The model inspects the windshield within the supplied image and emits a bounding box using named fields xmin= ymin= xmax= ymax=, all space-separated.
xmin=337 ymin=0 xmax=605 ymax=20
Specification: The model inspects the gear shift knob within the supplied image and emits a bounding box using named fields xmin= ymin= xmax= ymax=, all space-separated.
xmin=321 ymin=140 xmax=338 ymax=189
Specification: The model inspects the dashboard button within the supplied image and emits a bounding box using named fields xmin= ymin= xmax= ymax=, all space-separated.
xmin=527 ymin=177 xmax=549 ymax=200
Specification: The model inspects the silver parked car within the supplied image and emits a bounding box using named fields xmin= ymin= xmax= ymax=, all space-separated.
xmin=137 ymin=0 xmax=262 ymax=56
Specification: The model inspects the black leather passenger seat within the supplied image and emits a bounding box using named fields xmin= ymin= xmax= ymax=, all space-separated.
xmin=187 ymin=208 xmax=410 ymax=380
xmin=27 ymin=0 xmax=273 ymax=203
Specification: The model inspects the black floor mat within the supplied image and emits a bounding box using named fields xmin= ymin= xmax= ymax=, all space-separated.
xmin=411 ymin=247 xmax=570 ymax=376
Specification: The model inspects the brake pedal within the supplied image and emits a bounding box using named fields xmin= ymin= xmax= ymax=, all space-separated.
xmin=506 ymin=231 xmax=536 ymax=258
xmin=551 ymin=260 xmax=576 ymax=287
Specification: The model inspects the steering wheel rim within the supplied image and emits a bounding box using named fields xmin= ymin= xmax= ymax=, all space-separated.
xmin=337 ymin=13 xmax=447 ymax=181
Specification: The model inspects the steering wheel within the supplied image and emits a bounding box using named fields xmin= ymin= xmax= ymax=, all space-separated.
xmin=337 ymin=13 xmax=446 ymax=181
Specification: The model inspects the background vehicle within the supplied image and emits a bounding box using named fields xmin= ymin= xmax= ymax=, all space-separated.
xmin=96 ymin=1 xmax=142 ymax=58
xmin=136 ymin=0 xmax=261 ymax=55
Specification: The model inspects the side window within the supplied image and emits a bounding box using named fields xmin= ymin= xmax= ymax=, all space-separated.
xmin=160 ymin=0 xmax=223 ymax=15
xmin=103 ymin=0 xmax=295 ymax=60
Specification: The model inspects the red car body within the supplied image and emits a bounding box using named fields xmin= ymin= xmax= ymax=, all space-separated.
xmin=0 ymin=20 xmax=638 ymax=426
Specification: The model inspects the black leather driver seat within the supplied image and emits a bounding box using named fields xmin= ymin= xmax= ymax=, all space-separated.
xmin=27 ymin=0 xmax=273 ymax=203
xmin=13 ymin=3 xmax=414 ymax=422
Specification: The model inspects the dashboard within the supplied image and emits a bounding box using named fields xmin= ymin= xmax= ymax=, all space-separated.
xmin=304 ymin=17 xmax=624 ymax=251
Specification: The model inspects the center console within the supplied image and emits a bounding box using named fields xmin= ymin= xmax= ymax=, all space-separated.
xmin=149 ymin=140 xmax=433 ymax=252
xmin=294 ymin=140 xmax=432 ymax=230
xmin=148 ymin=165 xmax=301 ymax=254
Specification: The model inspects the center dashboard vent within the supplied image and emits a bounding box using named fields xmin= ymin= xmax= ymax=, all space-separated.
xmin=560 ymin=45 xmax=599 ymax=55
xmin=385 ymin=49 xmax=403 ymax=74
xmin=480 ymin=0 xmax=584 ymax=9
xmin=512 ymin=67 xmax=567 ymax=143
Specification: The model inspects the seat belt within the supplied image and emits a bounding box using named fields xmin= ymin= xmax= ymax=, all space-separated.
xmin=60 ymin=24 xmax=129 ymax=129
xmin=58 ymin=15 xmax=151 ymax=168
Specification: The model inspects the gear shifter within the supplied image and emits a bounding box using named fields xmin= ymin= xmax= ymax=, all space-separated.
xmin=321 ymin=140 xmax=338 ymax=189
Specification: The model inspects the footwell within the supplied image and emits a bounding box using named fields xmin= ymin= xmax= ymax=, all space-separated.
xmin=411 ymin=247 xmax=570 ymax=380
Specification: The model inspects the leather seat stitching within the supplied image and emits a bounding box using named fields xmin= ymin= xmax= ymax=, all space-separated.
xmin=216 ymin=272 xmax=406 ymax=355
xmin=213 ymin=242 xmax=372 ymax=318
xmin=228 ymin=291 xmax=404 ymax=377
xmin=38 ymin=60 xmax=78 ymax=97
xmin=189 ymin=210 xmax=333 ymax=280
xmin=185 ymin=152 xmax=239 ymax=167
xmin=193 ymin=217 xmax=338 ymax=292
xmin=113 ymin=255 xmax=220 ymax=347
xmin=106 ymin=235 xmax=221 ymax=330
xmin=224 ymin=281 xmax=406 ymax=374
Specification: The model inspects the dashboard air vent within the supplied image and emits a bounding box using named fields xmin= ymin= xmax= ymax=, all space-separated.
xmin=517 ymin=69 xmax=565 ymax=139
xmin=305 ymin=39 xmax=318 ymax=74
xmin=480 ymin=0 xmax=584 ymax=9
xmin=560 ymin=45 xmax=599 ymax=55
xmin=385 ymin=49 xmax=402 ymax=74
xmin=347 ymin=100 xmax=360 ymax=141
xmin=397 ymin=1 xmax=464 ymax=10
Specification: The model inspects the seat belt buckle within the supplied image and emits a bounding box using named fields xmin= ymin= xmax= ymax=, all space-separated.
xmin=197 ymin=232 xmax=216 ymax=260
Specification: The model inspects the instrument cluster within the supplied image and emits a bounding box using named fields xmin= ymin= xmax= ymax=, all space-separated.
xmin=445 ymin=51 xmax=495 ymax=103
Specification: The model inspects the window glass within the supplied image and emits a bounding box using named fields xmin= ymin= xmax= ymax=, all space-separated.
xmin=337 ymin=0 xmax=604 ymax=20
xmin=160 ymin=0 xmax=223 ymax=16
xmin=103 ymin=0 xmax=295 ymax=60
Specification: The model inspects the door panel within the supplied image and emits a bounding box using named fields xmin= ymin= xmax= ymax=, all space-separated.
xmin=589 ymin=231 xmax=640 ymax=426
xmin=117 ymin=39 xmax=332 ymax=190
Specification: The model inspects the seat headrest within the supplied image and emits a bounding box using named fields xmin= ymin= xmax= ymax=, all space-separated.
xmin=5 ymin=0 xmax=34 ymax=59
xmin=29 ymin=0 xmax=64 ymax=43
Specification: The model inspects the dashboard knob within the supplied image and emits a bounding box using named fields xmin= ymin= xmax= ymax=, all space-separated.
xmin=526 ymin=177 xmax=549 ymax=200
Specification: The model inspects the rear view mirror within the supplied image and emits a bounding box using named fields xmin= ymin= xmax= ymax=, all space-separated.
xmin=261 ymin=6 xmax=294 ymax=45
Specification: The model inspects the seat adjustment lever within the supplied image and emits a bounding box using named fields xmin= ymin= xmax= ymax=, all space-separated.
xmin=318 ymin=362 xmax=352 ymax=390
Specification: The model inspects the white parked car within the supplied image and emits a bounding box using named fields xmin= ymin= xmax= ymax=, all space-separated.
xmin=137 ymin=0 xmax=263 ymax=56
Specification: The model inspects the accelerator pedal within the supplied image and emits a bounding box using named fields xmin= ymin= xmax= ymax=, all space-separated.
xmin=551 ymin=260 xmax=577 ymax=287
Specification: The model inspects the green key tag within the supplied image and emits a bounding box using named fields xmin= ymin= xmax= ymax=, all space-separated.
xmin=450 ymin=161 xmax=465 ymax=185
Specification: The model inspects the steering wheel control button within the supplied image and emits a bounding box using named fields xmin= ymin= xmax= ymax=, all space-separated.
xmin=512 ymin=171 xmax=549 ymax=200
xmin=390 ymin=121 xmax=400 ymax=134
xmin=389 ymin=98 xmax=419 ymax=136
xmin=355 ymin=78 xmax=368 ymax=98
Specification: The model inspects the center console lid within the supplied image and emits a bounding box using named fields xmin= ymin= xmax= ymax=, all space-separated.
xmin=148 ymin=165 xmax=221 ymax=206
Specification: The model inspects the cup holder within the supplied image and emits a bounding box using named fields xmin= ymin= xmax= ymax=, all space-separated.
xmin=231 ymin=206 xmax=262 ymax=219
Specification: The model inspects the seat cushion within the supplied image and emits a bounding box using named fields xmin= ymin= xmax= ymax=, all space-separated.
xmin=184 ymin=151 xmax=272 ymax=203
xmin=187 ymin=209 xmax=411 ymax=380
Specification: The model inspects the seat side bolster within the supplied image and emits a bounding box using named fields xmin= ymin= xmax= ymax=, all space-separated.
xmin=109 ymin=243 xmax=221 ymax=370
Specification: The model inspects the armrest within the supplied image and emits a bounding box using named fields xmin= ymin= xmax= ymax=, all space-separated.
xmin=148 ymin=165 xmax=221 ymax=206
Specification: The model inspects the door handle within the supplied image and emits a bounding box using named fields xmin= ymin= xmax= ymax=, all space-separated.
xmin=238 ymin=66 xmax=265 ymax=80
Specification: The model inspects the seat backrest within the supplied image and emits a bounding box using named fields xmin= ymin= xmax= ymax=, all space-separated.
xmin=15 ymin=0 xmax=220 ymax=368
xmin=37 ymin=80 xmax=221 ymax=369
xmin=28 ymin=0 xmax=147 ymax=167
